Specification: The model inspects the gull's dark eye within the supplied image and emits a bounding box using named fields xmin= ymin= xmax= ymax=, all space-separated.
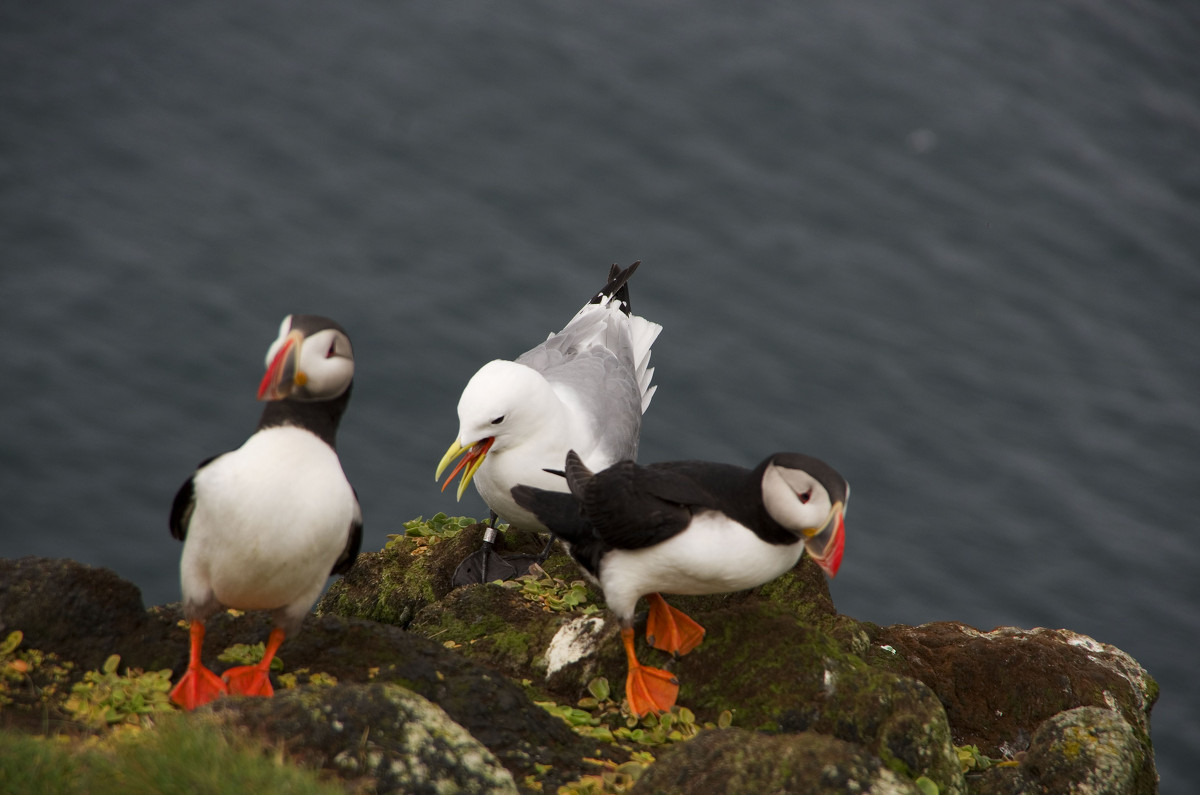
xmin=491 ymin=416 xmax=505 ymax=425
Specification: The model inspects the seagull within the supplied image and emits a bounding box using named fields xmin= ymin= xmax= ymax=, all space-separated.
xmin=435 ymin=262 xmax=661 ymax=583
xmin=512 ymin=449 xmax=848 ymax=716
xmin=168 ymin=314 xmax=362 ymax=711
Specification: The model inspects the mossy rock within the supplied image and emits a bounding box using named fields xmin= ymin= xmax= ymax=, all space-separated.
xmin=632 ymin=727 xmax=924 ymax=794
xmin=670 ymin=606 xmax=963 ymax=794
xmin=869 ymin=621 xmax=1158 ymax=787
xmin=397 ymin=567 xmax=962 ymax=793
xmin=316 ymin=522 xmax=552 ymax=628
xmin=967 ymin=706 xmax=1155 ymax=795
xmin=205 ymin=682 xmax=518 ymax=794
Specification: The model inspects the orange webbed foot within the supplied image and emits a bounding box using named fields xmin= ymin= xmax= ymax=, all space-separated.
xmin=620 ymin=625 xmax=680 ymax=717
xmin=171 ymin=619 xmax=228 ymax=710
xmin=222 ymin=626 xmax=285 ymax=698
xmin=222 ymin=665 xmax=274 ymax=697
xmin=170 ymin=664 xmax=227 ymax=710
xmin=625 ymin=662 xmax=680 ymax=717
xmin=645 ymin=592 xmax=706 ymax=656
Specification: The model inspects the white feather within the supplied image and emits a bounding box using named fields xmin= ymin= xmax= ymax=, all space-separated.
xmin=180 ymin=426 xmax=356 ymax=627
xmin=597 ymin=512 xmax=805 ymax=624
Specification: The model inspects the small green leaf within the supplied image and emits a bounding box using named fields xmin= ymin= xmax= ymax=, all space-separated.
xmin=0 ymin=630 xmax=22 ymax=656
xmin=915 ymin=776 xmax=940 ymax=795
xmin=587 ymin=676 xmax=611 ymax=702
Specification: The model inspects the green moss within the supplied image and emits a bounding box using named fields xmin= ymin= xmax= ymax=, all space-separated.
xmin=0 ymin=716 xmax=344 ymax=795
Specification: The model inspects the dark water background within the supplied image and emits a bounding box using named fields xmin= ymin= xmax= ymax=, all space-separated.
xmin=3 ymin=2 xmax=1197 ymax=788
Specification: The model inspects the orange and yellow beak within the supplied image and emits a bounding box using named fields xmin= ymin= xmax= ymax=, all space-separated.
xmin=803 ymin=502 xmax=845 ymax=578
xmin=257 ymin=329 xmax=306 ymax=401
xmin=435 ymin=437 xmax=495 ymax=500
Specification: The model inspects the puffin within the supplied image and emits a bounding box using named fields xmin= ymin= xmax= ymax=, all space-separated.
xmin=435 ymin=262 xmax=661 ymax=583
xmin=511 ymin=449 xmax=848 ymax=716
xmin=168 ymin=314 xmax=362 ymax=711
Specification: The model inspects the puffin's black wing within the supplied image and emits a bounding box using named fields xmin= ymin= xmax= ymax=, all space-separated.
xmin=169 ymin=455 xmax=218 ymax=542
xmin=510 ymin=484 xmax=594 ymax=548
xmin=577 ymin=459 xmax=718 ymax=551
xmin=331 ymin=487 xmax=363 ymax=576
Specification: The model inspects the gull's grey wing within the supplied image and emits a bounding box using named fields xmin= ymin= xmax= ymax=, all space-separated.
xmin=516 ymin=306 xmax=644 ymax=463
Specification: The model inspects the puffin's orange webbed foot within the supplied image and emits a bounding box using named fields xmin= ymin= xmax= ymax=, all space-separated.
xmin=222 ymin=626 xmax=285 ymax=698
xmin=621 ymin=625 xmax=680 ymax=716
xmin=625 ymin=662 xmax=680 ymax=716
xmin=170 ymin=620 xmax=228 ymax=710
xmin=170 ymin=664 xmax=227 ymax=710
xmin=645 ymin=592 xmax=706 ymax=656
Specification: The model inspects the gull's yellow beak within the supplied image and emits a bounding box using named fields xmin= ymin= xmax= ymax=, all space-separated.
xmin=435 ymin=437 xmax=495 ymax=501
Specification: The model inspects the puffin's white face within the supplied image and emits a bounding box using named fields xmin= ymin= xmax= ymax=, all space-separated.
xmin=259 ymin=315 xmax=355 ymax=402
xmin=760 ymin=455 xmax=848 ymax=578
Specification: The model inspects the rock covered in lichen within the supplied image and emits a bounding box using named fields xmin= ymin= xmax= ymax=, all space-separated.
xmin=0 ymin=549 xmax=1161 ymax=794
xmin=206 ymin=682 xmax=518 ymax=794
xmin=868 ymin=621 xmax=1158 ymax=792
xmin=967 ymin=706 xmax=1153 ymax=795
xmin=632 ymin=727 xmax=925 ymax=794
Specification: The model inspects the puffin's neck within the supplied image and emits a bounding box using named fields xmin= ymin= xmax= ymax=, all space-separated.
xmin=256 ymin=383 xmax=353 ymax=449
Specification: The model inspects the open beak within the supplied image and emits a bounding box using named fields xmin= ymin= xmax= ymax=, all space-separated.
xmin=803 ymin=502 xmax=845 ymax=578
xmin=257 ymin=329 xmax=306 ymax=401
xmin=435 ymin=436 xmax=495 ymax=500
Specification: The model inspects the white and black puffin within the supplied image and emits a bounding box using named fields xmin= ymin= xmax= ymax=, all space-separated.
xmin=512 ymin=449 xmax=847 ymax=716
xmin=168 ymin=314 xmax=362 ymax=710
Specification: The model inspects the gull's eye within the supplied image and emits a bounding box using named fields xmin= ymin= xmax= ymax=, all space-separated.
xmin=490 ymin=416 xmax=505 ymax=425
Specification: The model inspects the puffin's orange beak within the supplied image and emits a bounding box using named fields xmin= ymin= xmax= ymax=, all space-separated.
xmin=257 ymin=329 xmax=305 ymax=401
xmin=804 ymin=503 xmax=845 ymax=578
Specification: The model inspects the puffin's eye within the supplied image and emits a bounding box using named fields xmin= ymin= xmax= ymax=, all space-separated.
xmin=490 ymin=416 xmax=505 ymax=425
xmin=797 ymin=490 xmax=811 ymax=504
xmin=326 ymin=340 xmax=338 ymax=358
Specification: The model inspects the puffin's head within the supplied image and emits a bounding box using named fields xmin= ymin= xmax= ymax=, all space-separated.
xmin=257 ymin=314 xmax=355 ymax=402
xmin=759 ymin=452 xmax=848 ymax=578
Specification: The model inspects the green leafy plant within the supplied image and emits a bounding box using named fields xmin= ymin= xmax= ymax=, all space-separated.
xmin=0 ymin=630 xmax=74 ymax=710
xmin=217 ymin=643 xmax=284 ymax=672
xmin=558 ymin=753 xmax=656 ymax=795
xmin=956 ymin=743 xmax=1008 ymax=772
xmin=63 ymin=654 xmax=174 ymax=728
xmin=276 ymin=669 xmax=338 ymax=690
xmin=502 ymin=566 xmax=600 ymax=615
xmin=387 ymin=513 xmax=494 ymax=549
xmin=537 ymin=676 xmax=732 ymax=756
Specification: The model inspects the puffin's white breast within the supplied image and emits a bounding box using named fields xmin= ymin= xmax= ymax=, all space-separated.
xmin=181 ymin=426 xmax=355 ymax=611
xmin=598 ymin=511 xmax=804 ymax=619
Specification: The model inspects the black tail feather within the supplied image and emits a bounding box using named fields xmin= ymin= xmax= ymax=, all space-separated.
xmin=589 ymin=260 xmax=641 ymax=316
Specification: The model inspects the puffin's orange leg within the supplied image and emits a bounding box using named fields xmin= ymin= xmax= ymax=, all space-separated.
xmin=170 ymin=620 xmax=228 ymax=710
xmin=223 ymin=626 xmax=284 ymax=697
xmin=645 ymin=593 xmax=706 ymax=656
xmin=621 ymin=626 xmax=679 ymax=717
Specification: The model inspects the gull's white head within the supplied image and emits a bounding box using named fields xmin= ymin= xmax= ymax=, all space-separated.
xmin=435 ymin=360 xmax=560 ymax=499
